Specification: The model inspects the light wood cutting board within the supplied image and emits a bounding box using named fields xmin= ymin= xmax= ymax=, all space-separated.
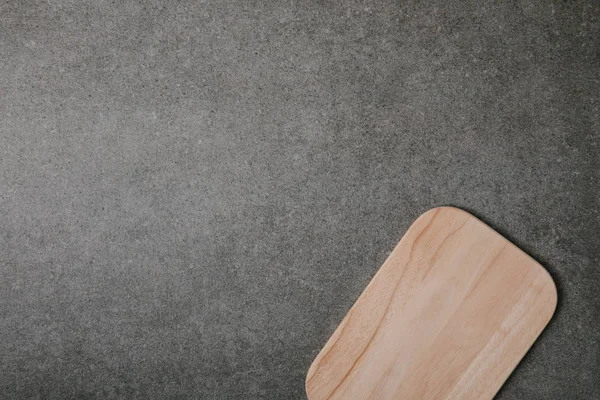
xmin=306 ymin=207 xmax=557 ymax=400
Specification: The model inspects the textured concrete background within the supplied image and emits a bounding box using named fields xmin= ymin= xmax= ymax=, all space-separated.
xmin=0 ymin=0 xmax=598 ymax=399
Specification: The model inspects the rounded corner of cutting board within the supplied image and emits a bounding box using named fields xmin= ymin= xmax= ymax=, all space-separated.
xmin=416 ymin=206 xmax=487 ymax=226
xmin=305 ymin=359 xmax=318 ymax=399
xmin=305 ymin=377 xmax=312 ymax=400
xmin=419 ymin=206 xmax=558 ymax=317
xmin=415 ymin=205 xmax=463 ymax=219
xmin=531 ymin=261 xmax=559 ymax=318
xmin=413 ymin=206 xmax=478 ymax=228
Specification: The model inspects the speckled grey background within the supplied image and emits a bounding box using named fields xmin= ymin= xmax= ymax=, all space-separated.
xmin=0 ymin=0 xmax=598 ymax=399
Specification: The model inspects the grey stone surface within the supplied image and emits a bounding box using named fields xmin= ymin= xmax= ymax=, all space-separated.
xmin=0 ymin=0 xmax=598 ymax=399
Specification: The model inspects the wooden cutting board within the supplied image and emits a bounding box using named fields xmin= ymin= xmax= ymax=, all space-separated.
xmin=306 ymin=207 xmax=557 ymax=400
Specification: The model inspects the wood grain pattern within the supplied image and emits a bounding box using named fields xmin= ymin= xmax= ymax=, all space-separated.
xmin=306 ymin=207 xmax=557 ymax=400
